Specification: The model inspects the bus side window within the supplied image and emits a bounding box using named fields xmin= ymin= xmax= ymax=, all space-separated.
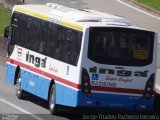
xmin=18 ymin=15 xmax=32 ymax=49
xmin=11 ymin=12 xmax=20 ymax=46
xmin=72 ymin=32 xmax=82 ymax=65
xmin=34 ymin=20 xmax=39 ymax=51
xmin=64 ymin=29 xmax=73 ymax=63
xmin=38 ymin=21 xmax=48 ymax=54
xmin=28 ymin=19 xmax=32 ymax=48
xmin=62 ymin=28 xmax=82 ymax=66
xmin=54 ymin=26 xmax=72 ymax=63
xmin=47 ymin=23 xmax=58 ymax=57
xmin=12 ymin=13 xmax=25 ymax=47
xmin=54 ymin=26 xmax=63 ymax=60
xmin=34 ymin=19 xmax=41 ymax=52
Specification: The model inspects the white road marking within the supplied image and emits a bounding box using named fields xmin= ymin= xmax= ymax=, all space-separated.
xmin=0 ymin=98 xmax=44 ymax=120
xmin=116 ymin=0 xmax=160 ymax=21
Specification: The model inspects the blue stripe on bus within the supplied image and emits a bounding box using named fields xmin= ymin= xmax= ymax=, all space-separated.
xmin=55 ymin=82 xmax=154 ymax=111
xmin=6 ymin=63 xmax=50 ymax=100
xmin=6 ymin=64 xmax=17 ymax=85
xmin=21 ymin=69 xmax=50 ymax=100
xmin=77 ymin=91 xmax=154 ymax=111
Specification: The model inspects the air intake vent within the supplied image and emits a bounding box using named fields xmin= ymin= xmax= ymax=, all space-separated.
xmin=100 ymin=19 xmax=131 ymax=26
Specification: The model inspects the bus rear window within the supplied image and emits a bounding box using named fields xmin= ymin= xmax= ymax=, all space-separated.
xmin=88 ymin=27 xmax=154 ymax=66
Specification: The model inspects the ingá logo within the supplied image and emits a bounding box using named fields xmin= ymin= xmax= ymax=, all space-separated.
xmin=17 ymin=48 xmax=23 ymax=57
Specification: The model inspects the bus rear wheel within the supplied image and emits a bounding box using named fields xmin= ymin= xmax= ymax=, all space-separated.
xmin=153 ymin=93 xmax=160 ymax=113
xmin=49 ymin=84 xmax=60 ymax=115
xmin=16 ymin=71 xmax=24 ymax=99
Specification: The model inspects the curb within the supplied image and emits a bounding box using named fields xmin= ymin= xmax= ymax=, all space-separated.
xmin=128 ymin=0 xmax=160 ymax=16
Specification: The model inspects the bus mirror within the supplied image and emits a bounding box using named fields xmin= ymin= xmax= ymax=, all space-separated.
xmin=4 ymin=26 xmax=11 ymax=39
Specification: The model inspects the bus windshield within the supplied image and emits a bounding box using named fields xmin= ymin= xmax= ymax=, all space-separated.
xmin=88 ymin=27 xmax=154 ymax=66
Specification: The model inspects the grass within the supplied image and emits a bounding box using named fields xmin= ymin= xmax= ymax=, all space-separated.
xmin=0 ymin=4 xmax=11 ymax=36
xmin=136 ymin=0 xmax=160 ymax=11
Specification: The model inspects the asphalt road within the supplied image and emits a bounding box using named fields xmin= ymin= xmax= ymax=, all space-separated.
xmin=0 ymin=0 xmax=160 ymax=120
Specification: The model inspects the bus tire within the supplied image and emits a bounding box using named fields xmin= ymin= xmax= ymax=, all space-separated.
xmin=49 ymin=84 xmax=60 ymax=115
xmin=16 ymin=71 xmax=24 ymax=99
xmin=153 ymin=93 xmax=160 ymax=114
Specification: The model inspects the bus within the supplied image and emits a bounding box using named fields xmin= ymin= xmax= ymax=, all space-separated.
xmin=4 ymin=3 xmax=159 ymax=114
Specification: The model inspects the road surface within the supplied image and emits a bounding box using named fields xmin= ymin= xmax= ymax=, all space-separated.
xmin=0 ymin=0 xmax=160 ymax=120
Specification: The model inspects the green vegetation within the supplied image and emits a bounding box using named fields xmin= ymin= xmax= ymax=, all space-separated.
xmin=136 ymin=0 xmax=160 ymax=11
xmin=0 ymin=4 xmax=11 ymax=36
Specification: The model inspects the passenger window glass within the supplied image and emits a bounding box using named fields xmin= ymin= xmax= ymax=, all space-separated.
xmin=11 ymin=12 xmax=83 ymax=66
xmin=88 ymin=27 xmax=154 ymax=66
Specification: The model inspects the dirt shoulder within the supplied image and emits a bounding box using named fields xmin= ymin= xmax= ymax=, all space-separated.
xmin=0 ymin=36 xmax=7 ymax=57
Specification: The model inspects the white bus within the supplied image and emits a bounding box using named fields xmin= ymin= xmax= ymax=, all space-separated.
xmin=5 ymin=3 xmax=159 ymax=114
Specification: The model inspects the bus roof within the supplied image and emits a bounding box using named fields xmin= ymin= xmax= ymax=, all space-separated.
xmin=13 ymin=3 xmax=141 ymax=31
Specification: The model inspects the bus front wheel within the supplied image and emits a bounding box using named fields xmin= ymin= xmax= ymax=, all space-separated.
xmin=49 ymin=84 xmax=60 ymax=115
xmin=16 ymin=71 xmax=24 ymax=99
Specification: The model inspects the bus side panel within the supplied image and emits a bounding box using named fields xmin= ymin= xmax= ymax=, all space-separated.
xmin=21 ymin=70 xmax=37 ymax=95
xmin=21 ymin=70 xmax=28 ymax=90
xmin=55 ymin=83 xmax=64 ymax=104
xmin=55 ymin=83 xmax=78 ymax=107
xmin=39 ymin=77 xmax=50 ymax=99
xmin=21 ymin=69 xmax=50 ymax=100
xmin=6 ymin=63 xmax=16 ymax=85
xmin=37 ymin=76 xmax=43 ymax=97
